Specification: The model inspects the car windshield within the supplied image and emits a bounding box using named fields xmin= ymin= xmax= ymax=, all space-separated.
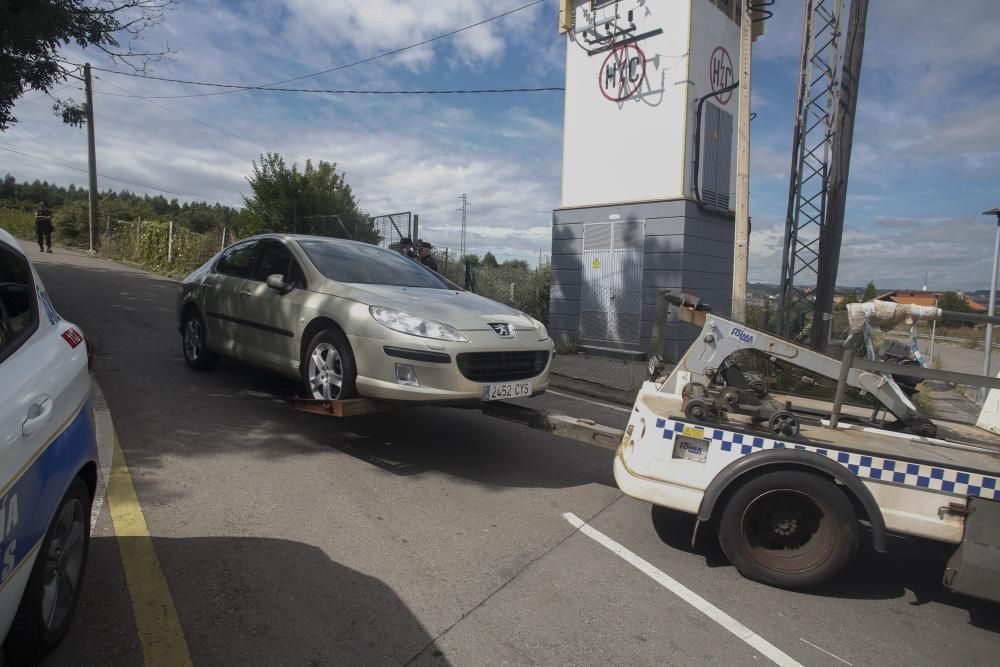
xmin=297 ymin=239 xmax=450 ymax=289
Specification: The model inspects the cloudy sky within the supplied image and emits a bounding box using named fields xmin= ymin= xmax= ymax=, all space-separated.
xmin=2 ymin=0 xmax=998 ymax=289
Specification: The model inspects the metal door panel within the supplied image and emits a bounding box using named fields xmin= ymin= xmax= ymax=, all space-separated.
xmin=579 ymin=221 xmax=644 ymax=343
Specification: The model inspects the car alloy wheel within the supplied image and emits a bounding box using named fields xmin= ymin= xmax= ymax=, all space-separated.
xmin=41 ymin=498 xmax=86 ymax=632
xmin=308 ymin=342 xmax=344 ymax=400
xmin=184 ymin=317 xmax=203 ymax=362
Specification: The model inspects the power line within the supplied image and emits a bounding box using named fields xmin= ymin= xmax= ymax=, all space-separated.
xmin=90 ymin=76 xmax=552 ymax=216
xmin=84 ymin=0 xmax=546 ymax=98
xmin=0 ymin=145 xmax=205 ymax=201
xmin=87 ymin=85 xmax=563 ymax=98
xmin=16 ymin=85 xmax=73 ymax=105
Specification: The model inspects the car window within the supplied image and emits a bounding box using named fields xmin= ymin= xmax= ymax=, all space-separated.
xmin=298 ymin=239 xmax=450 ymax=289
xmin=216 ymin=241 xmax=257 ymax=278
xmin=251 ymin=240 xmax=307 ymax=289
xmin=0 ymin=241 xmax=39 ymax=363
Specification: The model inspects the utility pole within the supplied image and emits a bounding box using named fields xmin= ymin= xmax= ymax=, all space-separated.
xmin=810 ymin=0 xmax=869 ymax=351
xmin=457 ymin=194 xmax=470 ymax=259
xmin=84 ymin=63 xmax=98 ymax=254
xmin=731 ymin=0 xmax=753 ymax=322
xmin=981 ymin=208 xmax=1000 ymax=404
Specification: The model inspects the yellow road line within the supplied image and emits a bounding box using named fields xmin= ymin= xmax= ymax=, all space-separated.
xmin=107 ymin=434 xmax=192 ymax=667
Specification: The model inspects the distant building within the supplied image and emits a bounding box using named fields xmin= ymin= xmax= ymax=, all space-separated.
xmin=877 ymin=290 xmax=940 ymax=307
xmin=878 ymin=289 xmax=985 ymax=312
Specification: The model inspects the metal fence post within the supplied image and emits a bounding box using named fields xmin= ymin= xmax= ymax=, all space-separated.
xmin=648 ymin=290 xmax=670 ymax=359
xmin=168 ymin=220 xmax=174 ymax=263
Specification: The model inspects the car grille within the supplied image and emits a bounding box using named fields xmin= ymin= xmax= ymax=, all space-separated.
xmin=457 ymin=350 xmax=550 ymax=383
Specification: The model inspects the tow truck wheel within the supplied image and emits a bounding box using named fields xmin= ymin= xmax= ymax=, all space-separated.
xmin=182 ymin=310 xmax=219 ymax=371
xmin=718 ymin=470 xmax=859 ymax=589
xmin=5 ymin=478 xmax=92 ymax=663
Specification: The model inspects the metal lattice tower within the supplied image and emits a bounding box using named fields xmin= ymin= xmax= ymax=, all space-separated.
xmin=457 ymin=193 xmax=469 ymax=259
xmin=777 ymin=0 xmax=845 ymax=335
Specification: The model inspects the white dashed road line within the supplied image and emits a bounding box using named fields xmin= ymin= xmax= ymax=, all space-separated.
xmin=563 ymin=512 xmax=803 ymax=667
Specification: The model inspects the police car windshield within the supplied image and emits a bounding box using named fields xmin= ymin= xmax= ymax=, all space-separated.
xmin=298 ymin=239 xmax=449 ymax=289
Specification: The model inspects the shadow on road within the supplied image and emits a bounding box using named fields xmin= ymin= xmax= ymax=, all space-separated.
xmin=649 ymin=506 xmax=999 ymax=632
xmin=71 ymin=536 xmax=448 ymax=665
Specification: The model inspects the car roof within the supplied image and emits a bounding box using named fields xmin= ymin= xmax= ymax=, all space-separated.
xmin=243 ymin=233 xmax=383 ymax=249
xmin=0 ymin=227 xmax=26 ymax=256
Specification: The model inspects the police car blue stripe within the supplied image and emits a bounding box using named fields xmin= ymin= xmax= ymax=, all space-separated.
xmin=658 ymin=418 xmax=1000 ymax=501
xmin=0 ymin=400 xmax=96 ymax=591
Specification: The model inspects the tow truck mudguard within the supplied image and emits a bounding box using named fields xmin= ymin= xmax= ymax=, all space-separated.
xmin=695 ymin=448 xmax=888 ymax=553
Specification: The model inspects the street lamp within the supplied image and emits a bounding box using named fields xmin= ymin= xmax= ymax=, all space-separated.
xmin=981 ymin=207 xmax=1000 ymax=403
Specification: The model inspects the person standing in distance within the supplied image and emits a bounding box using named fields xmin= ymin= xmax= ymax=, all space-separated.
xmin=418 ymin=241 xmax=438 ymax=272
xmin=399 ymin=237 xmax=417 ymax=260
xmin=35 ymin=201 xmax=53 ymax=253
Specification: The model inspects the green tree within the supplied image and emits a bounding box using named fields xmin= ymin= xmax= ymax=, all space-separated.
xmin=863 ymin=281 xmax=877 ymax=300
xmin=481 ymin=251 xmax=499 ymax=268
xmin=1 ymin=0 xmax=174 ymax=131
xmin=938 ymin=291 xmax=974 ymax=327
xmin=501 ymin=258 xmax=529 ymax=269
xmin=242 ymin=153 xmax=377 ymax=243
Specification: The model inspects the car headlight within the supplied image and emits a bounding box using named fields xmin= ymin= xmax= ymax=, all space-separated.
xmin=370 ymin=306 xmax=469 ymax=342
xmin=532 ymin=317 xmax=550 ymax=342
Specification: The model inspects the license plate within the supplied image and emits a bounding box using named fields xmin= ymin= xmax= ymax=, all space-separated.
xmin=482 ymin=381 xmax=532 ymax=401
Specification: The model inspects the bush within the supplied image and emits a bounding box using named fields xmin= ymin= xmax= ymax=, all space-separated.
xmin=0 ymin=207 xmax=35 ymax=241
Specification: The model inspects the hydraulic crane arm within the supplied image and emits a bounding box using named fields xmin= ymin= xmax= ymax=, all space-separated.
xmin=659 ymin=295 xmax=935 ymax=435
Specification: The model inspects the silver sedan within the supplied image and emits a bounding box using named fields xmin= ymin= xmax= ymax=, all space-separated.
xmin=176 ymin=234 xmax=553 ymax=403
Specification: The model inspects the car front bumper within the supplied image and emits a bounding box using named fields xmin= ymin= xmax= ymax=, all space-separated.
xmin=347 ymin=330 xmax=554 ymax=402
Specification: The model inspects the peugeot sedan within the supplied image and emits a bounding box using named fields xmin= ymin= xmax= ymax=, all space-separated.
xmin=176 ymin=234 xmax=553 ymax=403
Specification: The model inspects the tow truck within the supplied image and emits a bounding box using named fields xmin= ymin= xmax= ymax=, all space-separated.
xmin=292 ymin=294 xmax=1000 ymax=603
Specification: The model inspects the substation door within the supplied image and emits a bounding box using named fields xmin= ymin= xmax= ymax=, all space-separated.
xmin=580 ymin=220 xmax=645 ymax=344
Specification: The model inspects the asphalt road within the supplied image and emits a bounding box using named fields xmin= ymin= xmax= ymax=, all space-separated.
xmin=26 ymin=247 xmax=1000 ymax=666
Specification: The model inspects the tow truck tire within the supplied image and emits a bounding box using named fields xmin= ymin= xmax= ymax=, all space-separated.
xmin=182 ymin=309 xmax=219 ymax=371
xmin=717 ymin=470 xmax=858 ymax=589
xmin=5 ymin=477 xmax=92 ymax=664
xmin=303 ymin=328 xmax=357 ymax=401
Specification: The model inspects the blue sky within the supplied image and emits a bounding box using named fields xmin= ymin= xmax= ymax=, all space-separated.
xmin=2 ymin=0 xmax=999 ymax=289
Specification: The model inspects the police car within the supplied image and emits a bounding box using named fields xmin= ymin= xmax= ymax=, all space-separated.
xmin=0 ymin=229 xmax=98 ymax=663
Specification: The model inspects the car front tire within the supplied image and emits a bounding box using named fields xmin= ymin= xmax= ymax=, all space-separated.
xmin=303 ymin=329 xmax=357 ymax=401
xmin=182 ymin=309 xmax=219 ymax=371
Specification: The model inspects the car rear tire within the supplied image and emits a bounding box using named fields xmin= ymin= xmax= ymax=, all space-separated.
xmin=717 ymin=470 xmax=858 ymax=589
xmin=5 ymin=477 xmax=92 ymax=664
xmin=303 ymin=329 xmax=357 ymax=401
xmin=182 ymin=309 xmax=219 ymax=371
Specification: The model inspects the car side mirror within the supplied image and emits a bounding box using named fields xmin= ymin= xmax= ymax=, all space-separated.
xmin=266 ymin=274 xmax=292 ymax=294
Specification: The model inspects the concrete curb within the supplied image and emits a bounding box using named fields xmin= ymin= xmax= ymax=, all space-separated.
xmin=89 ymin=374 xmax=116 ymax=530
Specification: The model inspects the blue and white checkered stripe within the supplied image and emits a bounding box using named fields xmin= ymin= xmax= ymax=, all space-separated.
xmin=656 ymin=418 xmax=1000 ymax=501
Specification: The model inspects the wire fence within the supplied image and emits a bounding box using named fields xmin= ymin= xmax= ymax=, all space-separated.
xmin=98 ymin=219 xmax=230 ymax=277
xmin=371 ymin=212 xmax=411 ymax=250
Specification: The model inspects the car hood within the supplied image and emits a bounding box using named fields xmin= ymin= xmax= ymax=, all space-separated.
xmin=323 ymin=281 xmax=535 ymax=331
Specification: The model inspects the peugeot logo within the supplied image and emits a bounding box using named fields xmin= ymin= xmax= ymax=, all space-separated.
xmin=489 ymin=322 xmax=514 ymax=338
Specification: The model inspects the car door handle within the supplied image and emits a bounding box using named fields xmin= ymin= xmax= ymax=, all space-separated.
xmin=239 ymin=289 xmax=252 ymax=297
xmin=23 ymin=397 xmax=54 ymax=437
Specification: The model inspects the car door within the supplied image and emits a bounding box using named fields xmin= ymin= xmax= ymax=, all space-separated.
xmin=201 ymin=240 xmax=257 ymax=355
xmin=0 ymin=238 xmax=91 ymax=639
xmin=238 ymin=239 xmax=311 ymax=374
